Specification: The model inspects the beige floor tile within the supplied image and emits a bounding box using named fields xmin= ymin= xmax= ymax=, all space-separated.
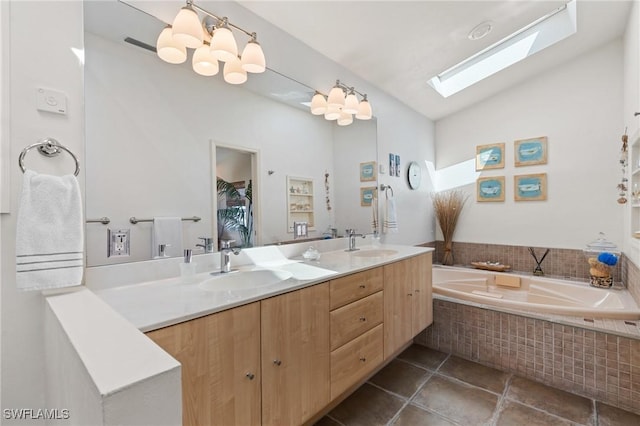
xmin=397 ymin=344 xmax=448 ymax=370
xmin=439 ymin=355 xmax=510 ymax=394
xmin=369 ymin=359 xmax=430 ymax=398
xmin=412 ymin=375 xmax=498 ymax=425
xmin=496 ymin=400 xmax=575 ymax=426
xmin=392 ymin=404 xmax=457 ymax=426
xmin=597 ymin=401 xmax=640 ymax=426
xmin=507 ymin=376 xmax=594 ymax=425
xmin=329 ymin=383 xmax=404 ymax=426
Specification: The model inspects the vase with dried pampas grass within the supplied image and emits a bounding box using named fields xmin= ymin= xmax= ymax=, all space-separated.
xmin=432 ymin=189 xmax=468 ymax=266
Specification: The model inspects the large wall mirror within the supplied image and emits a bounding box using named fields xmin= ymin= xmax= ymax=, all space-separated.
xmin=84 ymin=0 xmax=378 ymax=267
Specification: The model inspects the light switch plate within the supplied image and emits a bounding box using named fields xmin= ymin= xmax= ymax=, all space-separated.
xmin=36 ymin=87 xmax=67 ymax=114
xmin=108 ymin=228 xmax=130 ymax=257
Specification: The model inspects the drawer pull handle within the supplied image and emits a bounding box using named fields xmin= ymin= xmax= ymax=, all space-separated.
xmin=273 ymin=359 xmax=282 ymax=366
xmin=359 ymin=316 xmax=367 ymax=322
xmin=359 ymin=357 xmax=366 ymax=362
xmin=246 ymin=373 xmax=255 ymax=380
xmin=408 ymin=293 xmax=413 ymax=297
xmin=359 ymin=284 xmax=366 ymax=289
xmin=415 ymin=289 xmax=420 ymax=293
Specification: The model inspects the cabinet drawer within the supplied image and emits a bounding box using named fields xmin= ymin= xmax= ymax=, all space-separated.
xmin=330 ymin=291 xmax=383 ymax=350
xmin=330 ymin=267 xmax=383 ymax=310
xmin=330 ymin=324 xmax=383 ymax=400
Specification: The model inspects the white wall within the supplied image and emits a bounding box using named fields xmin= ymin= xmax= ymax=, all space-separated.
xmin=1 ymin=0 xmax=85 ymax=419
xmin=435 ymin=40 xmax=624 ymax=250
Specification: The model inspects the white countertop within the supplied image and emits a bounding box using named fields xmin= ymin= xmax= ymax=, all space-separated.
xmin=94 ymin=244 xmax=432 ymax=332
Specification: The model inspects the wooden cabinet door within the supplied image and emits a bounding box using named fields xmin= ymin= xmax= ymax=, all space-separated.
xmin=261 ymin=283 xmax=330 ymax=426
xmin=383 ymin=259 xmax=414 ymax=359
xmin=411 ymin=252 xmax=433 ymax=335
xmin=146 ymin=302 xmax=261 ymax=426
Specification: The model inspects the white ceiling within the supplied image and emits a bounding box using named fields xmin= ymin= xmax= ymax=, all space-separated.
xmin=237 ymin=0 xmax=633 ymax=121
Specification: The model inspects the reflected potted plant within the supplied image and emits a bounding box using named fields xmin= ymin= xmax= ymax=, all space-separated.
xmin=432 ymin=189 xmax=468 ymax=266
xmin=217 ymin=177 xmax=253 ymax=248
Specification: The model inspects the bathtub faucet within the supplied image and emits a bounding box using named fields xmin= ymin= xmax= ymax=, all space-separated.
xmin=528 ymin=247 xmax=550 ymax=276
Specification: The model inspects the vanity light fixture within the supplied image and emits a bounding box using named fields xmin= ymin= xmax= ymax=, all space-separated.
xmin=156 ymin=0 xmax=266 ymax=83
xmin=309 ymin=80 xmax=373 ymax=126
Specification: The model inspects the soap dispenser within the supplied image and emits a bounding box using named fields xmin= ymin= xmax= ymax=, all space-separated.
xmin=180 ymin=249 xmax=197 ymax=283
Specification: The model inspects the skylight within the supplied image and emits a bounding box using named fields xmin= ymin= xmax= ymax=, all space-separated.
xmin=428 ymin=0 xmax=577 ymax=98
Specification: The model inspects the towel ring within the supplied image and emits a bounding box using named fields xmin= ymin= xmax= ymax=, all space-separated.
xmin=18 ymin=138 xmax=80 ymax=176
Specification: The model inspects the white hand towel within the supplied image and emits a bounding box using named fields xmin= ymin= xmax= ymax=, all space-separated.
xmin=371 ymin=192 xmax=379 ymax=234
xmin=16 ymin=170 xmax=84 ymax=291
xmin=383 ymin=194 xmax=398 ymax=234
xmin=152 ymin=217 xmax=183 ymax=258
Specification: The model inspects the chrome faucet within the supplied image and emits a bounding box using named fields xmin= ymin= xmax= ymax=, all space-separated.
xmin=345 ymin=229 xmax=365 ymax=252
xmin=220 ymin=239 xmax=241 ymax=273
xmin=196 ymin=237 xmax=214 ymax=253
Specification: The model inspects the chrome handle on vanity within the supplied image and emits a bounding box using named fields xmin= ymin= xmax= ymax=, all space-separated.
xmin=246 ymin=373 xmax=255 ymax=380
xmin=273 ymin=359 xmax=282 ymax=366
xmin=359 ymin=316 xmax=367 ymax=322
xmin=359 ymin=357 xmax=366 ymax=362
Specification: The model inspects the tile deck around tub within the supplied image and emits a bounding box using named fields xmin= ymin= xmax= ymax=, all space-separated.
xmin=315 ymin=345 xmax=640 ymax=426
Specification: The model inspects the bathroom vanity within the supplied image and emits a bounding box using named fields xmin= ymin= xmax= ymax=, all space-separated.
xmin=101 ymin=245 xmax=433 ymax=426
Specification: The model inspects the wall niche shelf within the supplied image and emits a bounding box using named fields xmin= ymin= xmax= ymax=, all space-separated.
xmin=287 ymin=176 xmax=315 ymax=233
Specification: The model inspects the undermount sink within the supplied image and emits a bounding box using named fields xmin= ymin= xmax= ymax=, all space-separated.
xmin=199 ymin=269 xmax=293 ymax=292
xmin=352 ymin=249 xmax=398 ymax=258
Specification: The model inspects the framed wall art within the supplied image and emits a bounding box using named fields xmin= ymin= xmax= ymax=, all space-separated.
xmin=360 ymin=161 xmax=376 ymax=182
xmin=514 ymin=173 xmax=547 ymax=201
xmin=515 ymin=136 xmax=547 ymax=166
xmin=477 ymin=176 xmax=505 ymax=202
xmin=475 ymin=143 xmax=505 ymax=170
xmin=360 ymin=186 xmax=376 ymax=207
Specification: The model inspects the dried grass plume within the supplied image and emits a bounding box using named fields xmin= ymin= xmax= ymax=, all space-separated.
xmin=432 ymin=189 xmax=468 ymax=265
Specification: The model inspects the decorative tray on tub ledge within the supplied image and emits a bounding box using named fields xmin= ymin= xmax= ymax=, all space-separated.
xmin=471 ymin=261 xmax=511 ymax=272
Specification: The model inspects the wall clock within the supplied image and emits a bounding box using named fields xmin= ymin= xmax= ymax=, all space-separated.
xmin=407 ymin=161 xmax=421 ymax=189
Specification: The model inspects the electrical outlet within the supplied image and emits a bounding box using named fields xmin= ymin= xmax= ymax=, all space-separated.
xmin=108 ymin=229 xmax=130 ymax=257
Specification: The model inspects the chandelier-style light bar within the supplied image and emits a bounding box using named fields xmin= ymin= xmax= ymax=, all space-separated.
xmin=156 ymin=0 xmax=266 ymax=85
xmin=310 ymin=80 xmax=372 ymax=126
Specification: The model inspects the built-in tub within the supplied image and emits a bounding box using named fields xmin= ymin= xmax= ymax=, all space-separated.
xmin=432 ymin=266 xmax=640 ymax=320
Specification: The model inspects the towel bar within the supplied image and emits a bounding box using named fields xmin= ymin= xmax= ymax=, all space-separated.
xmin=19 ymin=138 xmax=80 ymax=176
xmin=86 ymin=217 xmax=111 ymax=225
xmin=129 ymin=216 xmax=201 ymax=225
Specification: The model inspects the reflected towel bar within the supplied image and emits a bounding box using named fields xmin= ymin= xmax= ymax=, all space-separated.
xmin=86 ymin=217 xmax=111 ymax=225
xmin=129 ymin=216 xmax=201 ymax=224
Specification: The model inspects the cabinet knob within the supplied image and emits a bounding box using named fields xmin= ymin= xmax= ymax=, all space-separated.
xmin=359 ymin=316 xmax=367 ymax=322
xmin=273 ymin=359 xmax=282 ymax=366
xmin=359 ymin=357 xmax=366 ymax=362
xmin=408 ymin=293 xmax=413 ymax=297
xmin=246 ymin=373 xmax=255 ymax=380
xmin=415 ymin=289 xmax=420 ymax=293
xmin=359 ymin=284 xmax=366 ymax=289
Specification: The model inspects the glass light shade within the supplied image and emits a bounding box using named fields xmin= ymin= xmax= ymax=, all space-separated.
xmin=223 ymin=56 xmax=247 ymax=84
xmin=342 ymin=93 xmax=359 ymax=114
xmin=337 ymin=111 xmax=354 ymax=126
xmin=241 ymin=40 xmax=266 ymax=73
xmin=156 ymin=26 xmax=187 ymax=64
xmin=327 ymin=86 xmax=345 ymax=108
xmin=324 ymin=105 xmax=341 ymax=120
xmin=355 ymin=99 xmax=373 ymax=120
xmin=171 ymin=6 xmax=203 ymax=49
xmin=310 ymin=93 xmax=327 ymax=115
xmin=211 ymin=26 xmax=238 ymax=62
xmin=192 ymin=45 xmax=219 ymax=76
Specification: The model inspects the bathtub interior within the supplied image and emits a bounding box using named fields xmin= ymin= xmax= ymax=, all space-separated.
xmin=431 ymin=265 xmax=640 ymax=318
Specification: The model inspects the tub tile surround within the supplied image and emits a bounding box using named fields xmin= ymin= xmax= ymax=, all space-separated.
xmin=428 ymin=241 xmax=624 ymax=285
xmin=417 ymin=299 xmax=640 ymax=415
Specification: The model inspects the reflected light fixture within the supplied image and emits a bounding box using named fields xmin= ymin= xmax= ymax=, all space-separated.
xmin=156 ymin=0 xmax=266 ymax=85
xmin=309 ymin=80 xmax=372 ymax=126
